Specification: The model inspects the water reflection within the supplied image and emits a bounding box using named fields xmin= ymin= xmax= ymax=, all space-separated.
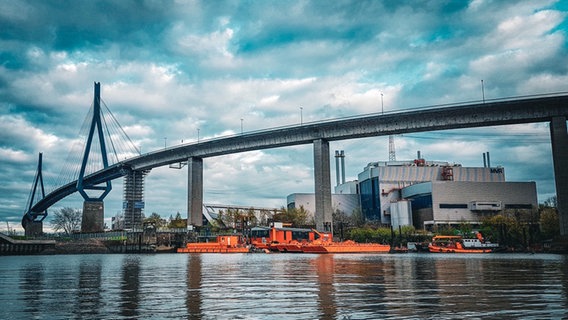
xmin=331 ymin=255 xmax=389 ymax=318
xmin=562 ymin=256 xmax=568 ymax=312
xmin=4 ymin=253 xmax=568 ymax=319
xmin=19 ymin=263 xmax=44 ymax=318
xmin=186 ymin=254 xmax=202 ymax=319
xmin=77 ymin=258 xmax=102 ymax=318
xmin=120 ymin=255 xmax=141 ymax=318
xmin=406 ymin=257 xmax=442 ymax=317
xmin=314 ymin=254 xmax=337 ymax=319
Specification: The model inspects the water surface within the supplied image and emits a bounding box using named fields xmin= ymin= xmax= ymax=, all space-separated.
xmin=1 ymin=253 xmax=567 ymax=319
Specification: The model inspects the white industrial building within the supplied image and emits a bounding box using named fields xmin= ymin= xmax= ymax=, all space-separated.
xmin=401 ymin=181 xmax=537 ymax=230
xmin=288 ymin=150 xmax=538 ymax=230
xmin=357 ymin=152 xmax=537 ymax=230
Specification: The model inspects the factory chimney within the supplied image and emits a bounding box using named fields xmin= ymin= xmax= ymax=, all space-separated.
xmin=340 ymin=150 xmax=346 ymax=184
xmin=334 ymin=150 xmax=346 ymax=186
xmin=335 ymin=150 xmax=341 ymax=186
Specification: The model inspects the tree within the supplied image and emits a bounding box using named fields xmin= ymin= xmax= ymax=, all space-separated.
xmin=544 ymin=196 xmax=557 ymax=208
xmin=272 ymin=206 xmax=309 ymax=227
xmin=168 ymin=212 xmax=186 ymax=229
xmin=349 ymin=207 xmax=366 ymax=228
xmin=145 ymin=212 xmax=166 ymax=228
xmin=52 ymin=207 xmax=82 ymax=235
xmin=540 ymin=205 xmax=560 ymax=240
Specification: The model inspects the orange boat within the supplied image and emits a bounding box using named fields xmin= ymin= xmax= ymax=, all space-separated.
xmin=428 ymin=235 xmax=493 ymax=253
xmin=250 ymin=226 xmax=391 ymax=254
xmin=301 ymin=229 xmax=391 ymax=253
xmin=177 ymin=235 xmax=250 ymax=253
xmin=271 ymin=240 xmax=305 ymax=253
xmin=301 ymin=239 xmax=391 ymax=253
xmin=250 ymin=226 xmax=324 ymax=252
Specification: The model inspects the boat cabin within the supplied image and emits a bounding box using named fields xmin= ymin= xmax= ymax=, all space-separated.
xmin=250 ymin=226 xmax=331 ymax=249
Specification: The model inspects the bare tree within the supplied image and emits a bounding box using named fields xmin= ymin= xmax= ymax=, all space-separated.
xmin=51 ymin=207 xmax=82 ymax=235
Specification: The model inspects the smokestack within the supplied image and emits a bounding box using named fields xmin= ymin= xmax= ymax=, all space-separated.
xmin=340 ymin=150 xmax=346 ymax=184
xmin=417 ymin=150 xmax=421 ymax=160
xmin=335 ymin=150 xmax=341 ymax=186
xmin=486 ymin=151 xmax=491 ymax=168
xmin=483 ymin=153 xmax=487 ymax=168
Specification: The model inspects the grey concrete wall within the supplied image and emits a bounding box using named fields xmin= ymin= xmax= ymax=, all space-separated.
xmin=431 ymin=181 xmax=537 ymax=223
xmin=24 ymin=221 xmax=43 ymax=237
xmin=550 ymin=117 xmax=568 ymax=236
xmin=81 ymin=200 xmax=104 ymax=232
xmin=187 ymin=157 xmax=204 ymax=227
xmin=313 ymin=139 xmax=333 ymax=232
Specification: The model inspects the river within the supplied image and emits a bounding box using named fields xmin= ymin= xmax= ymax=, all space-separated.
xmin=1 ymin=253 xmax=567 ymax=319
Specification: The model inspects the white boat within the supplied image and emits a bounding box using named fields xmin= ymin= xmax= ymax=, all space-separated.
xmin=462 ymin=232 xmax=500 ymax=249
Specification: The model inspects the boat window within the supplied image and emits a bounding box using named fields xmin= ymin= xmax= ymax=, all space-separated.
xmin=292 ymin=231 xmax=309 ymax=240
xmin=251 ymin=230 xmax=269 ymax=238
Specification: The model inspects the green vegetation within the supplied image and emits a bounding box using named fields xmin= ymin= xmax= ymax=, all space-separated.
xmin=144 ymin=212 xmax=166 ymax=228
xmin=341 ymin=196 xmax=561 ymax=249
xmin=345 ymin=225 xmax=429 ymax=245
xmin=167 ymin=212 xmax=186 ymax=229
xmin=272 ymin=206 xmax=310 ymax=227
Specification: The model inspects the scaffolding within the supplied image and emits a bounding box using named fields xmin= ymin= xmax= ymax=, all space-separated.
xmin=122 ymin=169 xmax=150 ymax=230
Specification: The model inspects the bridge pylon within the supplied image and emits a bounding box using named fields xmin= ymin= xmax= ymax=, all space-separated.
xmin=77 ymin=82 xmax=111 ymax=232
xmin=22 ymin=152 xmax=47 ymax=236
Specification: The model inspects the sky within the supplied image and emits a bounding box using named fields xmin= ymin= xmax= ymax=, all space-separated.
xmin=1 ymin=0 xmax=567 ymax=233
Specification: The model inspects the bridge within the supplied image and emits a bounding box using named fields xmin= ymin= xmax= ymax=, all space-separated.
xmin=22 ymin=83 xmax=568 ymax=236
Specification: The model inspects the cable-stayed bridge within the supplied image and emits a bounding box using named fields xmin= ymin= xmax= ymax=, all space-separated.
xmin=21 ymin=83 xmax=568 ymax=237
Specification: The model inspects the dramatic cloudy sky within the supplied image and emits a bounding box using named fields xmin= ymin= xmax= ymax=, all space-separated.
xmin=1 ymin=0 xmax=567 ymax=232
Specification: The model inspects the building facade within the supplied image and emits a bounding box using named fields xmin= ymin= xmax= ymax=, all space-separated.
xmin=286 ymin=193 xmax=360 ymax=219
xmin=357 ymin=159 xmax=506 ymax=225
xmin=287 ymin=152 xmax=537 ymax=230
xmin=401 ymin=181 xmax=538 ymax=230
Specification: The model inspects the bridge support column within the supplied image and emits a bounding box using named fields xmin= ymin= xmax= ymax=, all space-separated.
xmin=24 ymin=221 xmax=43 ymax=237
xmin=550 ymin=117 xmax=568 ymax=237
xmin=81 ymin=200 xmax=104 ymax=232
xmin=188 ymin=157 xmax=203 ymax=227
xmin=313 ymin=139 xmax=333 ymax=233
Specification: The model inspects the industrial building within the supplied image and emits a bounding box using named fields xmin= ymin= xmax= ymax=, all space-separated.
xmin=401 ymin=181 xmax=537 ymax=230
xmin=358 ymin=152 xmax=537 ymax=230
xmin=288 ymin=150 xmax=538 ymax=230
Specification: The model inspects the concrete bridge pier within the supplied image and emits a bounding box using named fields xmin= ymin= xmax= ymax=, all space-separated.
xmin=550 ymin=117 xmax=568 ymax=237
xmin=81 ymin=200 xmax=104 ymax=232
xmin=24 ymin=221 xmax=43 ymax=237
xmin=313 ymin=139 xmax=333 ymax=233
xmin=187 ymin=157 xmax=204 ymax=227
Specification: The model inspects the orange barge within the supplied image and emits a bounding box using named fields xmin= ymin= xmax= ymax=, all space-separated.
xmin=250 ymin=226 xmax=391 ymax=254
xmin=177 ymin=235 xmax=250 ymax=253
xmin=302 ymin=240 xmax=391 ymax=253
xmin=301 ymin=230 xmax=391 ymax=253
xmin=250 ymin=226 xmax=325 ymax=252
xmin=428 ymin=235 xmax=493 ymax=253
